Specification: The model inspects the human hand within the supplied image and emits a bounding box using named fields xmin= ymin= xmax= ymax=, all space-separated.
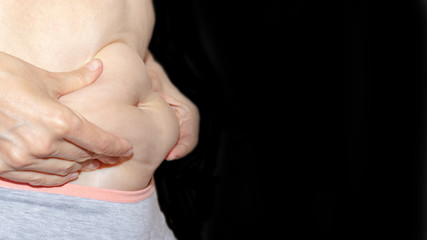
xmin=145 ymin=52 xmax=200 ymax=160
xmin=0 ymin=52 xmax=133 ymax=186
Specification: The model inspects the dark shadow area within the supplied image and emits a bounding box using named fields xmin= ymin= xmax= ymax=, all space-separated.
xmin=149 ymin=0 xmax=284 ymax=239
xmin=345 ymin=1 xmax=426 ymax=240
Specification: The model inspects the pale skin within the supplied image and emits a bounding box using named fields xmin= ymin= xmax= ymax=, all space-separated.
xmin=0 ymin=0 xmax=199 ymax=188
xmin=61 ymin=42 xmax=181 ymax=190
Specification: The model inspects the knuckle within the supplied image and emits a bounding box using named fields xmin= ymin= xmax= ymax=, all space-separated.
xmin=47 ymin=108 xmax=78 ymax=136
xmin=28 ymin=175 xmax=46 ymax=186
xmin=77 ymin=152 xmax=93 ymax=162
xmin=44 ymin=178 xmax=66 ymax=187
xmin=72 ymin=71 xmax=87 ymax=86
xmin=58 ymin=162 xmax=79 ymax=176
xmin=32 ymin=138 xmax=55 ymax=156
xmin=94 ymin=136 xmax=112 ymax=154
xmin=6 ymin=147 xmax=32 ymax=170
xmin=74 ymin=71 xmax=85 ymax=82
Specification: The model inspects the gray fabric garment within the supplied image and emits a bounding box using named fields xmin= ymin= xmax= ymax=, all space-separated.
xmin=0 ymin=187 xmax=176 ymax=240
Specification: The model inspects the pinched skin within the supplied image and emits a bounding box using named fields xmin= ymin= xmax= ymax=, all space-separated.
xmin=60 ymin=43 xmax=179 ymax=190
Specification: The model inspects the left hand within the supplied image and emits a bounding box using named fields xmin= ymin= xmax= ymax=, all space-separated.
xmin=145 ymin=52 xmax=200 ymax=160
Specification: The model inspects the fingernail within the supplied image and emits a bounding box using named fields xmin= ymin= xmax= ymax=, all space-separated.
xmin=87 ymin=161 xmax=100 ymax=170
xmin=124 ymin=149 xmax=134 ymax=157
xmin=69 ymin=172 xmax=79 ymax=180
xmin=165 ymin=149 xmax=176 ymax=160
xmin=105 ymin=157 xmax=118 ymax=164
xmin=85 ymin=59 xmax=101 ymax=71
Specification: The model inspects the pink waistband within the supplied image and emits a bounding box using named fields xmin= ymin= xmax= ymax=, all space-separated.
xmin=0 ymin=178 xmax=155 ymax=203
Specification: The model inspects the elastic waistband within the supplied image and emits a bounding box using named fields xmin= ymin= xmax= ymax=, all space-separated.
xmin=0 ymin=178 xmax=155 ymax=203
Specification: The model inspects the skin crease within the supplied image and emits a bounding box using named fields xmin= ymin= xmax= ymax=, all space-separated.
xmin=0 ymin=0 xmax=199 ymax=190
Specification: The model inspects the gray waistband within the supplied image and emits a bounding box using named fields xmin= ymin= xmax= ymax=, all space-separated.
xmin=0 ymin=187 xmax=176 ymax=240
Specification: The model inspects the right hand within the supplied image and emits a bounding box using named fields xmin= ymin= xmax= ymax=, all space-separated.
xmin=0 ymin=52 xmax=133 ymax=186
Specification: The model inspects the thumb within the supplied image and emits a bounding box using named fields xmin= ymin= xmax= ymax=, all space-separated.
xmin=49 ymin=59 xmax=103 ymax=97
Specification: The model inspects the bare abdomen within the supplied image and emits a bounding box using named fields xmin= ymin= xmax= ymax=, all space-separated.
xmin=60 ymin=43 xmax=179 ymax=191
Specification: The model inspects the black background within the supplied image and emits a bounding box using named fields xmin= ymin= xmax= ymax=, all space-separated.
xmin=345 ymin=1 xmax=426 ymax=240
xmin=148 ymin=0 xmax=333 ymax=239
xmin=150 ymin=0 xmax=284 ymax=239
xmin=144 ymin=0 xmax=427 ymax=239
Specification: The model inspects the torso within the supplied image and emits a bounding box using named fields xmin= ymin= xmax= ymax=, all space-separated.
xmin=0 ymin=0 xmax=154 ymax=71
xmin=0 ymin=0 xmax=180 ymax=191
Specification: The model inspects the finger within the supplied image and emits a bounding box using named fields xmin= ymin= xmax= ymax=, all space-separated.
xmin=40 ymin=140 xmax=94 ymax=162
xmin=37 ymin=105 xmax=131 ymax=162
xmin=166 ymin=124 xmax=198 ymax=161
xmin=0 ymin=171 xmax=79 ymax=187
xmin=165 ymin=134 xmax=198 ymax=161
xmin=64 ymin=112 xmax=133 ymax=158
xmin=93 ymin=155 xmax=123 ymax=165
xmin=48 ymin=59 xmax=103 ymax=97
xmin=42 ymin=140 xmax=119 ymax=165
xmin=18 ymin=158 xmax=85 ymax=176
xmin=165 ymin=143 xmax=187 ymax=161
xmin=80 ymin=160 xmax=101 ymax=172
xmin=39 ymin=103 xmax=133 ymax=160
xmin=166 ymin=111 xmax=199 ymax=161
xmin=18 ymin=157 xmax=100 ymax=174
